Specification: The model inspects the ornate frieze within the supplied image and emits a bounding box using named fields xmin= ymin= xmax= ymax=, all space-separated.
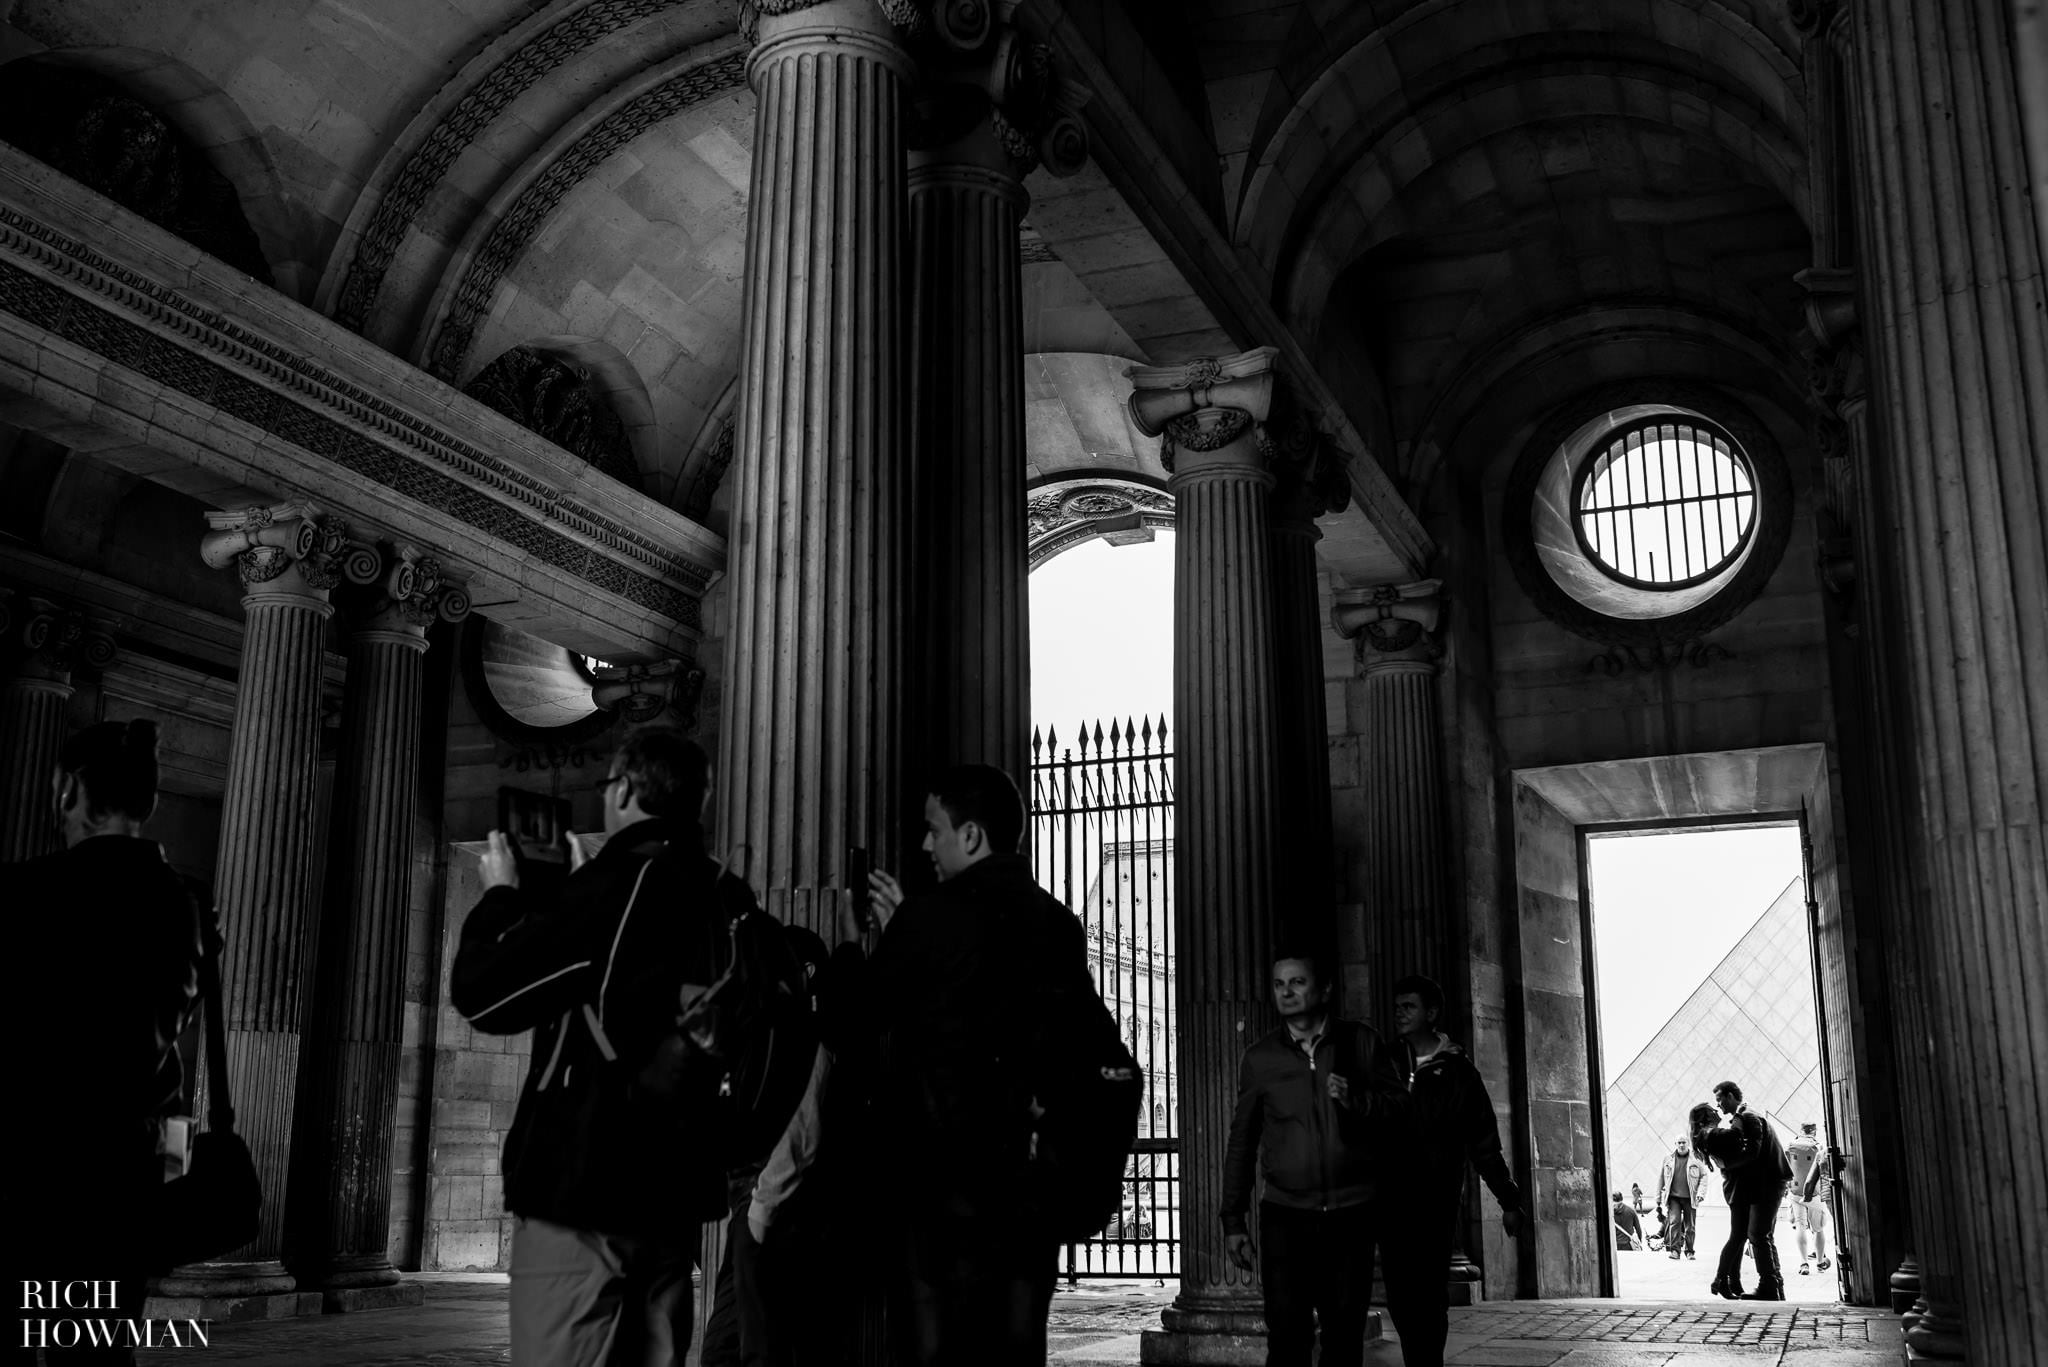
xmin=423 ymin=48 xmax=750 ymax=382
xmin=0 ymin=197 xmax=712 ymax=628
xmin=333 ymin=0 xmax=695 ymax=331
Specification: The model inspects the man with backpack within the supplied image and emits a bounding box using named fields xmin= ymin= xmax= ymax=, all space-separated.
xmin=1220 ymin=950 xmax=1409 ymax=1367
xmin=454 ymin=729 xmax=797 ymax=1367
xmin=839 ymin=763 xmax=1127 ymax=1367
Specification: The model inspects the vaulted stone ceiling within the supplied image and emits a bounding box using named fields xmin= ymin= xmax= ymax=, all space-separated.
xmin=3 ymin=0 xmax=1823 ymax=540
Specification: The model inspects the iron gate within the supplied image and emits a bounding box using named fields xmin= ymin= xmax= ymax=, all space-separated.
xmin=1030 ymin=716 xmax=1178 ymax=1280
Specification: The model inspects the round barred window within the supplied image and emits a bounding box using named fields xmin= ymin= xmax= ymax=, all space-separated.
xmin=1572 ymin=418 xmax=1756 ymax=589
xmin=1502 ymin=388 xmax=1792 ymax=646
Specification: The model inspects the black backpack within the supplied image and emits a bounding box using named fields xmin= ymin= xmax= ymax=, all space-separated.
xmin=633 ymin=858 xmax=820 ymax=1173
xmin=1022 ymin=976 xmax=1145 ymax=1244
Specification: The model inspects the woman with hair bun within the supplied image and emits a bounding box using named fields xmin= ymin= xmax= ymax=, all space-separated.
xmin=4 ymin=719 xmax=206 ymax=1362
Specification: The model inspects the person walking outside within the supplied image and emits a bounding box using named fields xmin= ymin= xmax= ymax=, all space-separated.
xmin=1381 ymin=974 xmax=1526 ymax=1367
xmin=1612 ymin=1192 xmax=1645 ymax=1251
xmin=1220 ymin=950 xmax=1408 ymax=1367
xmin=1657 ymin=1135 xmax=1710 ymax=1260
xmin=452 ymin=730 xmax=741 ymax=1366
xmin=1785 ymin=1121 xmax=1834 ymax=1278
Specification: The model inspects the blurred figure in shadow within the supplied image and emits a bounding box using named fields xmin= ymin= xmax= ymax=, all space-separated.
xmin=5 ymin=721 xmax=205 ymax=1365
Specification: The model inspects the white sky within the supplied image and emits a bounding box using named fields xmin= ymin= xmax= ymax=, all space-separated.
xmin=1586 ymin=826 xmax=1806 ymax=1074
xmin=1028 ymin=532 xmax=1175 ymax=747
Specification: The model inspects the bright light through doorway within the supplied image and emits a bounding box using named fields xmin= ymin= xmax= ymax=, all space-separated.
xmin=1587 ymin=824 xmax=1841 ymax=1303
xmin=1028 ymin=532 xmax=1174 ymax=739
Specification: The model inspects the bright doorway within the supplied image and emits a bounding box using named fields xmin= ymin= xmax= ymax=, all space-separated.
xmin=1587 ymin=824 xmax=1840 ymax=1303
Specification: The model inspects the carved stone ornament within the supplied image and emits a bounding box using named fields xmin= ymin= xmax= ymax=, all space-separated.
xmin=462 ymin=346 xmax=638 ymax=485
xmin=590 ymin=658 xmax=705 ymax=727
xmin=200 ymin=503 xmax=354 ymax=592
xmin=901 ymin=0 xmax=1092 ymax=178
xmin=356 ymin=547 xmax=476 ymax=630
xmin=1026 ymin=478 xmax=1175 ymax=567
xmin=1586 ymin=639 xmax=1733 ymax=675
xmin=1262 ymin=379 xmax=1353 ymax=523
xmin=9 ymin=594 xmax=118 ymax=675
xmin=1332 ymin=579 xmax=1445 ymax=668
xmin=1127 ymin=347 xmax=1281 ymax=474
xmin=680 ymin=416 xmax=736 ymax=521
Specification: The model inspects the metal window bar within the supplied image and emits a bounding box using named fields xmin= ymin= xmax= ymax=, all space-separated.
xmin=1579 ymin=424 xmax=1756 ymax=583
xmin=1031 ymin=715 xmax=1178 ymax=1281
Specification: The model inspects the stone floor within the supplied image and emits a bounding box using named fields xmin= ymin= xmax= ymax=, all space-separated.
xmin=128 ymin=1277 xmax=1905 ymax=1366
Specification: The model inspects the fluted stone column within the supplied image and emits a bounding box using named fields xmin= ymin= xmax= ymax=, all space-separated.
xmin=1846 ymin=1 xmax=2048 ymax=1359
xmin=903 ymin=9 xmax=1088 ymax=802
xmin=168 ymin=504 xmax=352 ymax=1295
xmin=1264 ymin=432 xmax=1345 ymax=931
xmin=717 ymin=0 xmax=912 ymax=931
xmin=1131 ymin=348 xmax=1282 ymax=1363
xmin=0 ymin=597 xmax=112 ymax=859
xmin=290 ymin=551 xmax=469 ymax=1306
xmin=1331 ymin=583 xmax=1450 ymax=1025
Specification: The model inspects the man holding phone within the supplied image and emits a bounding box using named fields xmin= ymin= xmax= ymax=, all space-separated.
xmin=1220 ymin=951 xmax=1408 ymax=1367
xmin=832 ymin=764 xmax=1090 ymax=1367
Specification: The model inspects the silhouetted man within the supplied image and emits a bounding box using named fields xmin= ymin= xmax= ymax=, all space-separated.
xmin=1221 ymin=952 xmax=1407 ymax=1367
xmin=838 ymin=764 xmax=1090 ymax=1367
xmin=454 ymin=730 xmax=737 ymax=1366
xmin=1382 ymin=974 xmax=1526 ymax=1367
xmin=7 ymin=721 xmax=204 ymax=1366
xmin=1710 ymin=1080 xmax=1792 ymax=1301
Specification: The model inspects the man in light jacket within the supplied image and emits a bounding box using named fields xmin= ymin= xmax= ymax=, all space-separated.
xmin=1657 ymin=1136 xmax=1711 ymax=1260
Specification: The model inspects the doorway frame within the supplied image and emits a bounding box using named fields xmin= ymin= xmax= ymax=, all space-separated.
xmin=1507 ymin=743 xmax=1883 ymax=1304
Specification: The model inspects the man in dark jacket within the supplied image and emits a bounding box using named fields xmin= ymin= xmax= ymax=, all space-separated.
xmin=1220 ymin=950 xmax=1407 ymax=1367
xmin=839 ymin=763 xmax=1090 ymax=1367
xmin=6 ymin=720 xmax=204 ymax=1364
xmin=1381 ymin=974 xmax=1526 ymax=1367
xmin=1710 ymin=1080 xmax=1793 ymax=1301
xmin=452 ymin=730 xmax=740 ymax=1367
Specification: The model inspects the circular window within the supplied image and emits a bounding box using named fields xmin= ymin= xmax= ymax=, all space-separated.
xmin=1572 ymin=418 xmax=1756 ymax=589
xmin=1502 ymin=386 xmax=1792 ymax=646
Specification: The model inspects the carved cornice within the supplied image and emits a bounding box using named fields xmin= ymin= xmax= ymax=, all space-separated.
xmin=0 ymin=193 xmax=712 ymax=628
xmin=423 ymin=49 xmax=750 ymax=382
xmin=333 ymin=0 xmax=694 ymax=331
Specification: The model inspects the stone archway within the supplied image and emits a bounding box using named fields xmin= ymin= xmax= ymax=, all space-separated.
xmin=1024 ymin=351 xmax=1174 ymax=563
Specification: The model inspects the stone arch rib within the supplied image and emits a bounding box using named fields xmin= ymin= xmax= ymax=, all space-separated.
xmin=329 ymin=0 xmax=694 ymax=333
xmin=420 ymin=48 xmax=749 ymax=384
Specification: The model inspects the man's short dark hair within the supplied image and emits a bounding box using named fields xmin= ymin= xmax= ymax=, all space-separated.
xmin=60 ymin=719 xmax=161 ymax=821
xmin=612 ymin=728 xmax=710 ymax=820
xmin=1271 ymin=947 xmax=1331 ymax=988
xmin=1392 ymin=973 xmax=1444 ymax=1015
xmin=928 ymin=764 xmax=1024 ymax=852
xmin=1714 ymin=1080 xmax=1743 ymax=1102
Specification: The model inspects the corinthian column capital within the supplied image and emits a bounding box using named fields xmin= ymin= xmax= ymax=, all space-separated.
xmin=347 ymin=546 xmax=475 ymax=638
xmin=1333 ymin=578 xmax=1445 ymax=672
xmin=8 ymin=594 xmax=118 ymax=680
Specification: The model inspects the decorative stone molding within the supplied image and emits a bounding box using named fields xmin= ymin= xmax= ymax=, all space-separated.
xmin=1585 ymin=639 xmax=1733 ymax=675
xmin=1026 ymin=478 xmax=1173 ymax=568
xmin=350 ymin=545 xmax=475 ymax=631
xmin=422 ymin=48 xmax=750 ymax=381
xmin=333 ymin=0 xmax=696 ymax=331
xmin=900 ymin=0 xmax=1091 ymax=180
xmin=1262 ymin=377 xmax=1353 ymax=526
xmin=463 ymin=347 xmax=637 ymax=485
xmin=6 ymin=592 xmax=118 ymax=677
xmin=590 ymin=658 xmax=705 ymax=727
xmin=1332 ymin=579 xmax=1444 ymax=668
xmin=200 ymin=503 xmax=377 ymax=594
xmin=1126 ymin=346 xmax=1280 ymax=473
xmin=0 ymin=180 xmax=716 ymax=632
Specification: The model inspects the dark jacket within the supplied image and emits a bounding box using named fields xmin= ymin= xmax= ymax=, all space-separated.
xmin=8 ymin=837 xmax=203 ymax=1215
xmin=1699 ymin=1106 xmax=1793 ymax=1202
xmin=1220 ymin=1017 xmax=1407 ymax=1233
xmin=831 ymin=853 xmax=1090 ymax=1221
xmin=451 ymin=818 xmax=742 ymax=1237
xmin=1394 ymin=1033 xmax=1523 ymax=1210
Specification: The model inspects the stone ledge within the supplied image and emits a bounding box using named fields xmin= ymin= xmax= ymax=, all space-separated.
xmin=143 ymin=1291 xmax=323 ymax=1323
xmin=323 ymin=1283 xmax=427 ymax=1314
xmin=1139 ymin=1311 xmax=1379 ymax=1364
